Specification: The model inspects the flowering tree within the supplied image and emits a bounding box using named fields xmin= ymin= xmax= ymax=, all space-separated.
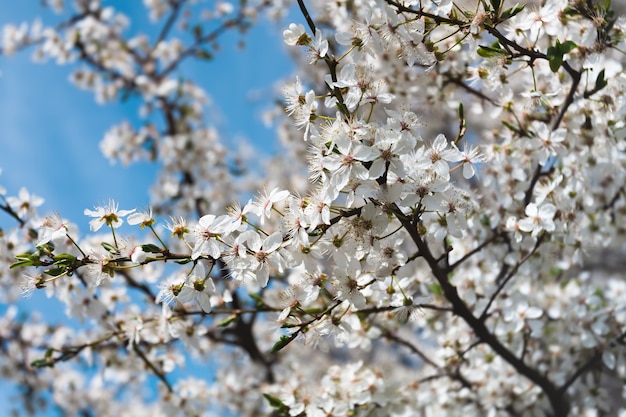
xmin=2 ymin=0 xmax=626 ymax=415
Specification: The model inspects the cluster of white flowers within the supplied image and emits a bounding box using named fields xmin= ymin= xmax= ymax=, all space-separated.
xmin=2 ymin=0 xmax=626 ymax=416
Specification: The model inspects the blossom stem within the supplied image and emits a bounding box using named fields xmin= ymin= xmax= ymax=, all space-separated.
xmin=149 ymin=225 xmax=168 ymax=250
xmin=66 ymin=233 xmax=87 ymax=257
xmin=110 ymin=225 xmax=119 ymax=248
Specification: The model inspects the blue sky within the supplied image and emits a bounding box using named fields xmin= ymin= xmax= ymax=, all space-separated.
xmin=0 ymin=1 xmax=294 ymax=229
xmin=0 ymin=2 xmax=295 ymax=414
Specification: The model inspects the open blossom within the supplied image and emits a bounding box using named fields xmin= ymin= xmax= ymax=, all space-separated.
xmin=84 ymin=199 xmax=135 ymax=232
xmin=176 ymin=263 xmax=216 ymax=313
xmin=458 ymin=144 xmax=487 ymax=179
xmin=529 ymin=122 xmax=567 ymax=166
xmin=249 ymin=187 xmax=290 ymax=224
xmin=127 ymin=208 xmax=155 ymax=228
xmin=36 ymin=212 xmax=68 ymax=246
xmin=518 ymin=202 xmax=557 ymax=237
xmin=283 ymin=78 xmax=318 ymax=140
xmin=308 ymin=29 xmax=328 ymax=64
xmin=416 ymin=134 xmax=463 ymax=179
xmin=283 ymin=23 xmax=309 ymax=46
xmin=6 ymin=187 xmax=44 ymax=218
xmin=191 ymin=214 xmax=231 ymax=260
xmin=245 ymin=230 xmax=285 ymax=288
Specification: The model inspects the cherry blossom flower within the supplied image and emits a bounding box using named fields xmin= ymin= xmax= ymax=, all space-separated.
xmin=245 ymin=231 xmax=285 ymax=288
xmin=127 ymin=208 xmax=155 ymax=229
xmin=416 ymin=134 xmax=463 ymax=179
xmin=191 ymin=214 xmax=230 ymax=259
xmin=6 ymin=187 xmax=44 ymax=218
xmin=518 ymin=202 xmax=557 ymax=237
xmin=84 ymin=199 xmax=135 ymax=232
xmin=283 ymin=23 xmax=309 ymax=46
xmin=177 ymin=263 xmax=216 ymax=313
xmin=249 ymin=187 xmax=290 ymax=225
xmin=36 ymin=212 xmax=69 ymax=246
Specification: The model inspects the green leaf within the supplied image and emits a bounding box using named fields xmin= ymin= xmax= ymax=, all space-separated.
xmin=477 ymin=42 xmax=506 ymax=58
xmin=271 ymin=334 xmax=296 ymax=353
xmin=53 ymin=253 xmax=77 ymax=262
xmin=101 ymin=242 xmax=117 ymax=253
xmin=31 ymin=358 xmax=54 ymax=368
xmin=44 ymin=267 xmax=66 ymax=277
xmin=502 ymin=120 xmax=521 ymax=133
xmin=501 ymin=4 xmax=525 ymax=20
xmin=547 ymin=40 xmax=577 ymax=72
xmin=559 ymin=40 xmax=577 ymax=54
xmin=263 ymin=393 xmax=289 ymax=412
xmin=594 ymin=69 xmax=608 ymax=91
xmin=490 ymin=0 xmax=502 ymax=13
xmin=218 ymin=315 xmax=238 ymax=327
xmin=10 ymin=252 xmax=41 ymax=269
xmin=248 ymin=292 xmax=266 ymax=307
xmin=10 ymin=259 xmax=34 ymax=269
xmin=141 ymin=244 xmax=162 ymax=253
xmin=195 ymin=49 xmax=213 ymax=60
xmin=428 ymin=282 xmax=443 ymax=297
xmin=547 ymin=46 xmax=563 ymax=73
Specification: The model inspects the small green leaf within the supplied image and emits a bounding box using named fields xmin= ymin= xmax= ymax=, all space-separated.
xmin=195 ymin=49 xmax=213 ymax=60
xmin=101 ymin=242 xmax=117 ymax=253
xmin=263 ymin=393 xmax=289 ymax=412
xmin=559 ymin=40 xmax=577 ymax=54
xmin=547 ymin=40 xmax=577 ymax=72
xmin=477 ymin=45 xmax=505 ymax=58
xmin=501 ymin=4 xmax=525 ymax=20
xmin=547 ymin=46 xmax=562 ymax=73
xmin=10 ymin=259 xmax=34 ymax=269
xmin=271 ymin=334 xmax=296 ymax=353
xmin=31 ymin=358 xmax=54 ymax=368
xmin=53 ymin=253 xmax=77 ymax=262
xmin=594 ymin=69 xmax=608 ymax=91
xmin=428 ymin=282 xmax=443 ymax=297
xmin=10 ymin=252 xmax=41 ymax=269
xmin=490 ymin=0 xmax=502 ymax=13
xmin=44 ymin=267 xmax=66 ymax=277
xmin=219 ymin=315 xmax=238 ymax=327
xmin=141 ymin=244 xmax=162 ymax=253
xmin=248 ymin=292 xmax=266 ymax=307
